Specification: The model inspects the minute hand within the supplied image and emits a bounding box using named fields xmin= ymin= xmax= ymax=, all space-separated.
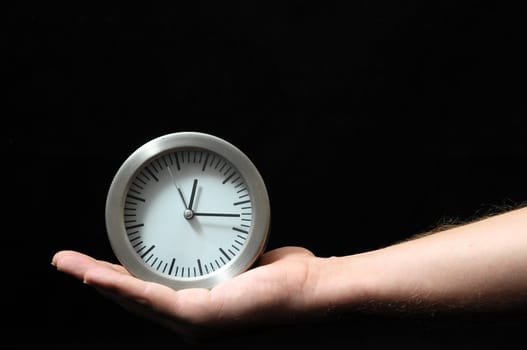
xmin=193 ymin=212 xmax=240 ymax=217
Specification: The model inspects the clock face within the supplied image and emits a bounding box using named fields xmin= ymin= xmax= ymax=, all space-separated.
xmin=106 ymin=132 xmax=270 ymax=290
xmin=125 ymin=150 xmax=252 ymax=280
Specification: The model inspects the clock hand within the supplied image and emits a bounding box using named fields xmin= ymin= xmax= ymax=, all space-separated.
xmin=167 ymin=167 xmax=188 ymax=209
xmin=193 ymin=212 xmax=241 ymax=217
xmin=188 ymin=179 xmax=198 ymax=210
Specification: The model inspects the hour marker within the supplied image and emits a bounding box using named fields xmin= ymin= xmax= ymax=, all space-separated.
xmin=127 ymin=194 xmax=146 ymax=202
xmin=223 ymin=171 xmax=235 ymax=184
xmin=234 ymin=199 xmax=251 ymax=206
xmin=126 ymin=223 xmax=144 ymax=230
xmin=197 ymin=259 xmax=203 ymax=276
xmin=141 ymin=245 xmax=155 ymax=259
xmin=169 ymin=258 xmax=175 ymax=275
xmin=219 ymin=248 xmax=231 ymax=261
xmin=232 ymin=227 xmax=248 ymax=234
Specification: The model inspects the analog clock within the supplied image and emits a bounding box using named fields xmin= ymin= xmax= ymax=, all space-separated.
xmin=105 ymin=132 xmax=271 ymax=289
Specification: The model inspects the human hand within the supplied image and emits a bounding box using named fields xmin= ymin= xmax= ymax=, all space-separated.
xmin=52 ymin=247 xmax=320 ymax=343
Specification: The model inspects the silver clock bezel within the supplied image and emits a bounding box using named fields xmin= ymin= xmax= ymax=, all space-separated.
xmin=105 ymin=132 xmax=271 ymax=290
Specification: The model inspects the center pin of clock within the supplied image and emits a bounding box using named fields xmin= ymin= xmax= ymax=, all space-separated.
xmin=183 ymin=209 xmax=194 ymax=220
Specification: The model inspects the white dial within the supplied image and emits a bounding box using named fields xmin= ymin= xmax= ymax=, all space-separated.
xmin=106 ymin=132 xmax=270 ymax=290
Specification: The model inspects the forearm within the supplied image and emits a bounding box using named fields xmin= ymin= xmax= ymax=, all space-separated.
xmin=310 ymin=207 xmax=527 ymax=316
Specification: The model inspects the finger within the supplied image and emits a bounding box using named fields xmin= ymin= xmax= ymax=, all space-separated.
xmin=52 ymin=250 xmax=129 ymax=279
xmin=52 ymin=250 xmax=102 ymax=280
xmin=96 ymin=260 xmax=130 ymax=274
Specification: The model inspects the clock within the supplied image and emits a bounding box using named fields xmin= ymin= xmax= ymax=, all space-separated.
xmin=105 ymin=131 xmax=271 ymax=290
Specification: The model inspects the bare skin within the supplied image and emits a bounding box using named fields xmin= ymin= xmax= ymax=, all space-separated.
xmin=52 ymin=206 xmax=527 ymax=342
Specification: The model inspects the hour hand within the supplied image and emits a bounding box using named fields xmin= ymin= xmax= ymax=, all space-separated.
xmin=188 ymin=179 xmax=198 ymax=210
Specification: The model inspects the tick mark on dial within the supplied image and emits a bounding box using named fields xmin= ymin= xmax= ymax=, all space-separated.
xmin=127 ymin=194 xmax=146 ymax=202
xmin=140 ymin=245 xmax=155 ymax=259
xmin=126 ymin=223 xmax=144 ymax=230
xmin=219 ymin=248 xmax=231 ymax=261
xmin=146 ymin=167 xmax=159 ymax=182
xmin=169 ymin=258 xmax=175 ymax=275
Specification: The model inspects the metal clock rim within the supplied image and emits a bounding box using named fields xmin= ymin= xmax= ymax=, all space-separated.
xmin=105 ymin=131 xmax=271 ymax=290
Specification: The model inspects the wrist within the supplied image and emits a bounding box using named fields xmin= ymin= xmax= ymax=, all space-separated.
xmin=303 ymin=252 xmax=378 ymax=317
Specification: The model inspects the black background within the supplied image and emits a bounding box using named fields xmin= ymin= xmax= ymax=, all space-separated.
xmin=5 ymin=2 xmax=527 ymax=347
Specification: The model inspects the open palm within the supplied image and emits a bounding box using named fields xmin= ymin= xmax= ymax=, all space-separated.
xmin=52 ymin=247 xmax=317 ymax=341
